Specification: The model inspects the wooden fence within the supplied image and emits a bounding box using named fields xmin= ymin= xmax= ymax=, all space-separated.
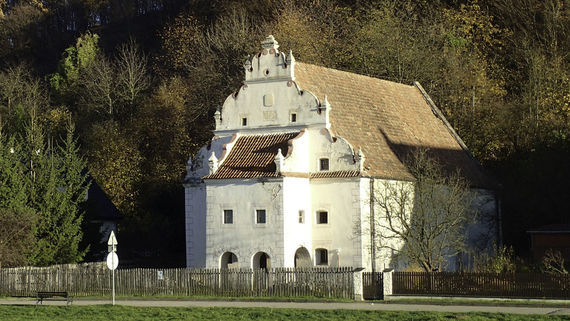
xmin=393 ymin=272 xmax=570 ymax=299
xmin=362 ymin=272 xmax=383 ymax=300
xmin=0 ymin=264 xmax=354 ymax=299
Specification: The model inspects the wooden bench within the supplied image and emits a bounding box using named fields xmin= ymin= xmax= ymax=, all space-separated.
xmin=36 ymin=291 xmax=73 ymax=305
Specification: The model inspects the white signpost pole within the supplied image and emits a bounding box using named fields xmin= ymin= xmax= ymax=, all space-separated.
xmin=106 ymin=231 xmax=119 ymax=306
xmin=112 ymin=255 xmax=115 ymax=305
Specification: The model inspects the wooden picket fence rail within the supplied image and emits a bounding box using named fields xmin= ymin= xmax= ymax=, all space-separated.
xmin=362 ymin=272 xmax=383 ymax=300
xmin=393 ymin=272 xmax=570 ymax=299
xmin=0 ymin=264 xmax=354 ymax=299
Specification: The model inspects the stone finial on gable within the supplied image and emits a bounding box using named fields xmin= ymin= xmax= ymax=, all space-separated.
xmin=214 ymin=107 xmax=222 ymax=129
xmin=261 ymin=35 xmax=279 ymax=50
xmin=322 ymin=95 xmax=332 ymax=129
xmin=286 ymin=49 xmax=295 ymax=65
xmin=244 ymin=35 xmax=294 ymax=82
xmin=244 ymin=55 xmax=252 ymax=71
xmin=286 ymin=49 xmax=295 ymax=78
xmin=322 ymin=95 xmax=331 ymax=110
xmin=357 ymin=147 xmax=365 ymax=172
xmin=208 ymin=152 xmax=218 ymax=174
xmin=274 ymin=148 xmax=284 ymax=173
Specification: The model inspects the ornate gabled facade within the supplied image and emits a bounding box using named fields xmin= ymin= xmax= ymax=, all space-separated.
xmin=184 ymin=35 xmax=499 ymax=270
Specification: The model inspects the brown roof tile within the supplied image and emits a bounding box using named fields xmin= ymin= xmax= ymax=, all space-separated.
xmin=204 ymin=132 xmax=299 ymax=179
xmin=310 ymin=171 xmax=361 ymax=179
xmin=294 ymin=62 xmax=495 ymax=188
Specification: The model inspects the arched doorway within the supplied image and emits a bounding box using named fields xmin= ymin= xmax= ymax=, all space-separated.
xmin=252 ymin=252 xmax=271 ymax=270
xmin=220 ymin=252 xmax=238 ymax=269
xmin=294 ymin=247 xmax=312 ymax=268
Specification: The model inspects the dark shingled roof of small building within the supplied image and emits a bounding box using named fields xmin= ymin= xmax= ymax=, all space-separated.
xmin=527 ymin=224 xmax=570 ymax=234
xmin=294 ymin=62 xmax=496 ymax=189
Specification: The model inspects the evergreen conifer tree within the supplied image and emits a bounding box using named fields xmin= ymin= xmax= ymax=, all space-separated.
xmin=21 ymin=112 xmax=88 ymax=265
xmin=0 ymin=131 xmax=27 ymax=209
xmin=0 ymin=126 xmax=37 ymax=267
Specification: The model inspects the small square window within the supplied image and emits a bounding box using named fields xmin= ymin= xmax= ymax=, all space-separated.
xmin=316 ymin=248 xmax=328 ymax=265
xmin=256 ymin=209 xmax=266 ymax=224
xmin=298 ymin=210 xmax=305 ymax=224
xmin=242 ymin=118 xmax=247 ymax=126
xmin=291 ymin=113 xmax=297 ymax=123
xmin=319 ymin=158 xmax=329 ymax=171
xmin=317 ymin=211 xmax=328 ymax=224
xmin=223 ymin=210 xmax=233 ymax=224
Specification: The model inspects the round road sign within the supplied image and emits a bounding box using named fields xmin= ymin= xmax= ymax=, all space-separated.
xmin=106 ymin=252 xmax=119 ymax=270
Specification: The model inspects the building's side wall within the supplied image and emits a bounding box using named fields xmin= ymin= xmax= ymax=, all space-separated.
xmin=282 ymin=177 xmax=312 ymax=267
xmin=205 ymin=179 xmax=284 ymax=268
xmin=367 ymin=179 xmax=499 ymax=272
xmin=185 ymin=184 xmax=207 ymax=268
xmin=461 ymin=189 xmax=498 ymax=269
xmin=310 ymin=179 xmax=362 ymax=267
xmin=468 ymin=189 xmax=499 ymax=251
xmin=358 ymin=177 xmax=372 ymax=270
xmin=358 ymin=177 xmax=405 ymax=272
xmin=372 ymin=178 xmax=411 ymax=271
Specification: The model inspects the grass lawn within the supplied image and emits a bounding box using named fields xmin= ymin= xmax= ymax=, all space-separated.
xmin=384 ymin=297 xmax=570 ymax=308
xmin=1 ymin=305 xmax=569 ymax=321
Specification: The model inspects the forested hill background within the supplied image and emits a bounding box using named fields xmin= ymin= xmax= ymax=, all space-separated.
xmin=0 ymin=0 xmax=568 ymax=267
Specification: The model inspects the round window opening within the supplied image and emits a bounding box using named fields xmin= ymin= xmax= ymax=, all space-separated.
xmin=264 ymin=69 xmax=270 ymax=76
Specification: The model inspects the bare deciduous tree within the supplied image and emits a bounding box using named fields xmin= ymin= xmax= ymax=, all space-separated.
xmin=368 ymin=149 xmax=474 ymax=272
xmin=116 ymin=39 xmax=150 ymax=112
xmin=81 ymin=56 xmax=116 ymax=115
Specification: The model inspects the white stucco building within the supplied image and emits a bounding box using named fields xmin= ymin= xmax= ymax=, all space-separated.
xmin=184 ymin=36 xmax=499 ymax=270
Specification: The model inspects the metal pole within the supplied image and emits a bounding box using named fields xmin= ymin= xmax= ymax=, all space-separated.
xmin=369 ymin=178 xmax=376 ymax=273
xmin=112 ymin=254 xmax=115 ymax=305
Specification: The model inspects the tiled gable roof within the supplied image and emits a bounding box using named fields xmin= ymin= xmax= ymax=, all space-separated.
xmin=294 ymin=62 xmax=495 ymax=188
xmin=204 ymin=132 xmax=299 ymax=179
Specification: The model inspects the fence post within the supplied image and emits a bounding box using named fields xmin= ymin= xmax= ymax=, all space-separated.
xmin=382 ymin=268 xmax=393 ymax=298
xmin=353 ymin=268 xmax=365 ymax=301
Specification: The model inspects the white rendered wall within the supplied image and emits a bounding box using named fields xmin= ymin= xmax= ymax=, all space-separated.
xmin=282 ymin=177 xmax=312 ymax=266
xmin=357 ymin=177 xmax=373 ymax=271
xmin=306 ymin=129 xmax=357 ymax=173
xmin=184 ymin=135 xmax=234 ymax=268
xmin=217 ymin=80 xmax=325 ymax=134
xmin=205 ymin=179 xmax=285 ymax=268
xmin=280 ymin=129 xmax=309 ymax=173
xmin=185 ymin=184 xmax=207 ymax=268
xmin=365 ymin=178 xmax=498 ymax=272
xmin=310 ymin=179 xmax=362 ymax=267
xmin=372 ymin=178 xmax=412 ymax=271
